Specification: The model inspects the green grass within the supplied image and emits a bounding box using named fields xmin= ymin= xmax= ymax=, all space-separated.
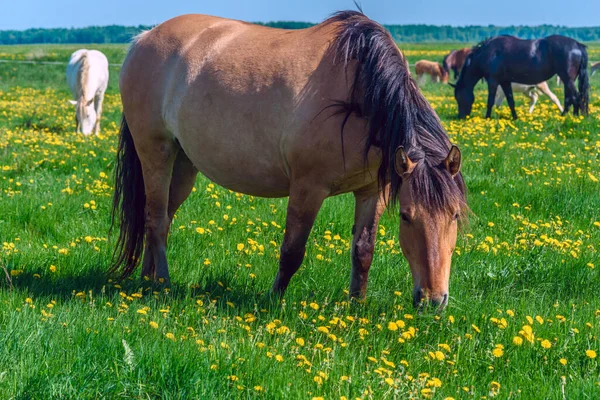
xmin=0 ymin=44 xmax=599 ymax=399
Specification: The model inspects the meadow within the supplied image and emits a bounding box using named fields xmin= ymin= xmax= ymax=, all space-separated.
xmin=0 ymin=43 xmax=599 ymax=399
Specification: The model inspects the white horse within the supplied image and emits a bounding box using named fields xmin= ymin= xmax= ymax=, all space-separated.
xmin=66 ymin=49 xmax=109 ymax=135
xmin=495 ymin=81 xmax=563 ymax=114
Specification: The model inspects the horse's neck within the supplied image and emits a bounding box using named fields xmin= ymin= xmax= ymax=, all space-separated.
xmin=461 ymin=63 xmax=482 ymax=89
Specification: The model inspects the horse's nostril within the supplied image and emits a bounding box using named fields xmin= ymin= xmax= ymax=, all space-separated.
xmin=413 ymin=288 xmax=426 ymax=308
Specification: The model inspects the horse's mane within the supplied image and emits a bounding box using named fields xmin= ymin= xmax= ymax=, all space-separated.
xmin=469 ymin=35 xmax=517 ymax=59
xmin=77 ymin=52 xmax=90 ymax=102
xmin=325 ymin=11 xmax=466 ymax=213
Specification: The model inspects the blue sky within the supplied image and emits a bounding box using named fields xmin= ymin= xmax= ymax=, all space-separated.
xmin=3 ymin=0 xmax=600 ymax=30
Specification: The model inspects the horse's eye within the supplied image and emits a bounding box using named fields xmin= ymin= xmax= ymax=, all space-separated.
xmin=453 ymin=212 xmax=460 ymax=221
xmin=401 ymin=213 xmax=410 ymax=223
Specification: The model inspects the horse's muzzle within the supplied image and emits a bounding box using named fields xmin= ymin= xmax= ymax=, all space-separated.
xmin=413 ymin=288 xmax=448 ymax=311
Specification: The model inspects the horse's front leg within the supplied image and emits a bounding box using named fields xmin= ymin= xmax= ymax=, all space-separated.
xmin=527 ymin=90 xmax=539 ymax=114
xmin=272 ymin=182 xmax=328 ymax=296
xmin=485 ymin=80 xmax=499 ymax=118
xmin=93 ymin=93 xmax=104 ymax=135
xmin=500 ymin=82 xmax=518 ymax=119
xmin=349 ymin=188 xmax=385 ymax=299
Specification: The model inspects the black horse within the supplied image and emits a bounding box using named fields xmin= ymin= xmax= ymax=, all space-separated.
xmin=452 ymin=35 xmax=589 ymax=119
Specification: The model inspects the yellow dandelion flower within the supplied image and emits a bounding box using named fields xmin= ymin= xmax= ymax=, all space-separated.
xmin=513 ymin=336 xmax=523 ymax=346
xmin=586 ymin=350 xmax=597 ymax=359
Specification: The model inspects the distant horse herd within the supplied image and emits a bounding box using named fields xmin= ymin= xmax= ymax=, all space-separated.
xmin=62 ymin=11 xmax=597 ymax=309
xmin=418 ymin=37 xmax=599 ymax=119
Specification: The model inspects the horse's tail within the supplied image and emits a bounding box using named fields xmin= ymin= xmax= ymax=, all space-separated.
xmin=110 ymin=115 xmax=146 ymax=278
xmin=578 ymin=44 xmax=589 ymax=116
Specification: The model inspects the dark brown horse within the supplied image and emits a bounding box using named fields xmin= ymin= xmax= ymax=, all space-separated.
xmin=453 ymin=35 xmax=589 ymax=119
xmin=443 ymin=48 xmax=471 ymax=80
xmin=111 ymin=11 xmax=467 ymax=309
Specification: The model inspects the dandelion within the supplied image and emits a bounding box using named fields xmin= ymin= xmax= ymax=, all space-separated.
xmin=586 ymin=350 xmax=597 ymax=359
xmin=559 ymin=358 xmax=567 ymax=365
xmin=149 ymin=321 xmax=158 ymax=329
xmin=540 ymin=339 xmax=551 ymax=349
xmin=165 ymin=332 xmax=176 ymax=341
xmin=49 ymin=265 xmax=57 ymax=273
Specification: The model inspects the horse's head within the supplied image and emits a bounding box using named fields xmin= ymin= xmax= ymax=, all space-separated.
xmin=440 ymin=65 xmax=449 ymax=83
xmin=453 ymin=81 xmax=474 ymax=119
xmin=394 ymin=145 xmax=465 ymax=310
xmin=69 ymin=98 xmax=96 ymax=135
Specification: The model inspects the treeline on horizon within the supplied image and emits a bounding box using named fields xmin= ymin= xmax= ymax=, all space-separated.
xmin=2 ymin=22 xmax=600 ymax=45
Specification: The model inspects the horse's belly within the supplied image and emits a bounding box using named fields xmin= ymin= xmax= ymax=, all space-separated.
xmin=174 ymin=125 xmax=291 ymax=198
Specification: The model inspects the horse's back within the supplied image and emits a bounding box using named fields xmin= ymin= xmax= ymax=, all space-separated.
xmin=66 ymin=49 xmax=109 ymax=100
xmin=120 ymin=14 xmax=364 ymax=197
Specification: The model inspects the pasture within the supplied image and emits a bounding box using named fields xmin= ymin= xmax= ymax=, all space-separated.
xmin=1 ymin=43 xmax=599 ymax=399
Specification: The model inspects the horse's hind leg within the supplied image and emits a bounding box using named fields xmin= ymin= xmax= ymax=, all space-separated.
xmin=272 ymin=182 xmax=328 ymax=296
xmin=137 ymin=136 xmax=178 ymax=282
xmin=562 ymin=79 xmax=578 ymax=115
xmin=349 ymin=189 xmax=385 ymax=299
xmin=141 ymin=148 xmax=197 ymax=278
xmin=167 ymin=149 xmax=199 ymax=220
xmin=538 ymin=82 xmax=563 ymax=113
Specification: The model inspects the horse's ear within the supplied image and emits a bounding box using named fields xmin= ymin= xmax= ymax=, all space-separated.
xmin=394 ymin=146 xmax=415 ymax=177
xmin=444 ymin=145 xmax=461 ymax=177
xmin=448 ymin=82 xmax=456 ymax=89
xmin=68 ymin=100 xmax=77 ymax=106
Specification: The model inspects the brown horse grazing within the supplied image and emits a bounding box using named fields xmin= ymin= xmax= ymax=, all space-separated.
xmin=112 ymin=11 xmax=467 ymax=309
xmin=442 ymin=48 xmax=471 ymax=80
xmin=415 ymin=60 xmax=448 ymax=84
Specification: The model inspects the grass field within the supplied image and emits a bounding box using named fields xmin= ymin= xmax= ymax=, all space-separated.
xmin=1 ymin=43 xmax=599 ymax=399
